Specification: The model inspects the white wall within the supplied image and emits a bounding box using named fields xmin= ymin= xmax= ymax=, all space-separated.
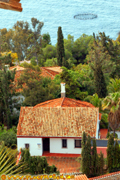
xmin=96 ymin=113 xmax=100 ymax=139
xmin=17 ymin=138 xmax=42 ymax=156
xmin=50 ymin=138 xmax=82 ymax=154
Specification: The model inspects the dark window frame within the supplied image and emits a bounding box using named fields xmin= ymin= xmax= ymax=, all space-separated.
xmin=74 ymin=140 xmax=81 ymax=148
xmin=25 ymin=143 xmax=29 ymax=149
xmin=62 ymin=139 xmax=67 ymax=148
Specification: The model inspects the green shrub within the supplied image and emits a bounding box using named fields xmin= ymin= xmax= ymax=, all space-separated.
xmin=20 ymin=149 xmax=59 ymax=175
xmin=100 ymin=114 xmax=108 ymax=129
xmin=107 ymin=132 xmax=118 ymax=139
xmin=0 ymin=130 xmax=17 ymax=147
xmin=44 ymin=58 xmax=57 ymax=67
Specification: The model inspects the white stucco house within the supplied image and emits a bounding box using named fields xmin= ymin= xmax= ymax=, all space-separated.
xmin=17 ymin=83 xmax=101 ymax=156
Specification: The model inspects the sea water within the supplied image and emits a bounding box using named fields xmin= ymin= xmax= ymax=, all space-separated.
xmin=0 ymin=0 xmax=120 ymax=45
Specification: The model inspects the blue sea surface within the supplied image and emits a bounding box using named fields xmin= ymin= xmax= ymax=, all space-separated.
xmin=0 ymin=0 xmax=120 ymax=44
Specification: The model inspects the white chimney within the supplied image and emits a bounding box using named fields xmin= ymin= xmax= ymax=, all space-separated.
xmin=61 ymin=82 xmax=66 ymax=98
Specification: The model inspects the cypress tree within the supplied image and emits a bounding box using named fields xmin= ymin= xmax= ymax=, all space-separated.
xmin=113 ymin=140 xmax=120 ymax=170
xmin=91 ymin=139 xmax=98 ymax=176
xmin=94 ymin=55 xmax=107 ymax=98
xmin=81 ymin=132 xmax=87 ymax=175
xmin=81 ymin=131 xmax=87 ymax=148
xmin=98 ymin=151 xmax=104 ymax=175
xmin=107 ymin=134 xmax=114 ymax=172
xmin=81 ymin=134 xmax=92 ymax=177
xmin=86 ymin=135 xmax=92 ymax=177
xmin=57 ymin=26 xmax=65 ymax=66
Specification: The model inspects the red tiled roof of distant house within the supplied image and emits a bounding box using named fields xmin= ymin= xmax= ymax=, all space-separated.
xmin=9 ymin=66 xmax=25 ymax=92
xmin=89 ymin=171 xmax=120 ymax=179
xmin=40 ymin=66 xmax=62 ymax=80
xmin=9 ymin=65 xmax=25 ymax=71
xmin=10 ymin=66 xmax=62 ymax=92
xmin=100 ymin=129 xmax=108 ymax=139
xmin=75 ymin=174 xmax=89 ymax=180
xmin=0 ymin=0 xmax=22 ymax=12
xmin=17 ymin=106 xmax=99 ymax=138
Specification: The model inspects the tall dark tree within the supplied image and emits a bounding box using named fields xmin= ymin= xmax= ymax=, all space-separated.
xmin=107 ymin=134 xmax=114 ymax=172
xmin=86 ymin=135 xmax=92 ymax=177
xmin=98 ymin=151 xmax=104 ymax=175
xmin=89 ymin=36 xmax=108 ymax=98
xmin=81 ymin=133 xmax=91 ymax=177
xmin=99 ymin=32 xmax=120 ymax=78
xmin=81 ymin=132 xmax=87 ymax=175
xmin=0 ymin=67 xmax=15 ymax=128
xmin=0 ymin=54 xmax=15 ymax=128
xmin=81 ymin=131 xmax=87 ymax=148
xmin=94 ymin=59 xmax=107 ymax=98
xmin=57 ymin=26 xmax=65 ymax=66
xmin=91 ymin=139 xmax=98 ymax=176
xmin=113 ymin=140 xmax=120 ymax=170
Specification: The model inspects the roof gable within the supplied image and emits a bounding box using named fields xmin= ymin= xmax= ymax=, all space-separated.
xmin=40 ymin=67 xmax=62 ymax=80
xmin=34 ymin=97 xmax=95 ymax=108
xmin=17 ymin=107 xmax=99 ymax=137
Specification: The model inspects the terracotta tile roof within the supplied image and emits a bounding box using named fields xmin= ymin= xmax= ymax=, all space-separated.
xmin=0 ymin=0 xmax=22 ymax=12
xmin=75 ymin=174 xmax=89 ymax=180
xmin=9 ymin=65 xmax=62 ymax=92
xmin=89 ymin=171 xmax=120 ymax=179
xmin=34 ymin=97 xmax=101 ymax=121
xmin=9 ymin=66 xmax=25 ymax=92
xmin=100 ymin=129 xmax=108 ymax=139
xmin=9 ymin=66 xmax=62 ymax=92
xmin=34 ymin=97 xmax=95 ymax=108
xmin=17 ymin=107 xmax=99 ymax=138
xmin=9 ymin=65 xmax=25 ymax=71
xmin=40 ymin=66 xmax=62 ymax=80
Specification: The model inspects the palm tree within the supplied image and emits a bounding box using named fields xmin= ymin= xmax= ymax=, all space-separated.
xmin=84 ymin=93 xmax=102 ymax=112
xmin=0 ymin=142 xmax=26 ymax=176
xmin=102 ymin=92 xmax=120 ymax=137
xmin=108 ymin=78 xmax=120 ymax=93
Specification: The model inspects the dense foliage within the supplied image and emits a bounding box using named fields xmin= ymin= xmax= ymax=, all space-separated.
xmin=20 ymin=149 xmax=59 ymax=175
xmin=81 ymin=132 xmax=105 ymax=178
xmin=17 ymin=67 xmax=60 ymax=106
xmin=107 ymin=134 xmax=120 ymax=172
xmin=0 ymin=129 xmax=17 ymax=147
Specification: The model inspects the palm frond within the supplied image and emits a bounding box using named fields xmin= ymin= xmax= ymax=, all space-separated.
xmin=0 ymin=143 xmax=27 ymax=175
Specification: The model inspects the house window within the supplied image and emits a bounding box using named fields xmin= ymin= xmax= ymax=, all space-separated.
xmin=75 ymin=140 xmax=81 ymax=148
xmin=25 ymin=144 xmax=29 ymax=149
xmin=62 ymin=139 xmax=67 ymax=148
